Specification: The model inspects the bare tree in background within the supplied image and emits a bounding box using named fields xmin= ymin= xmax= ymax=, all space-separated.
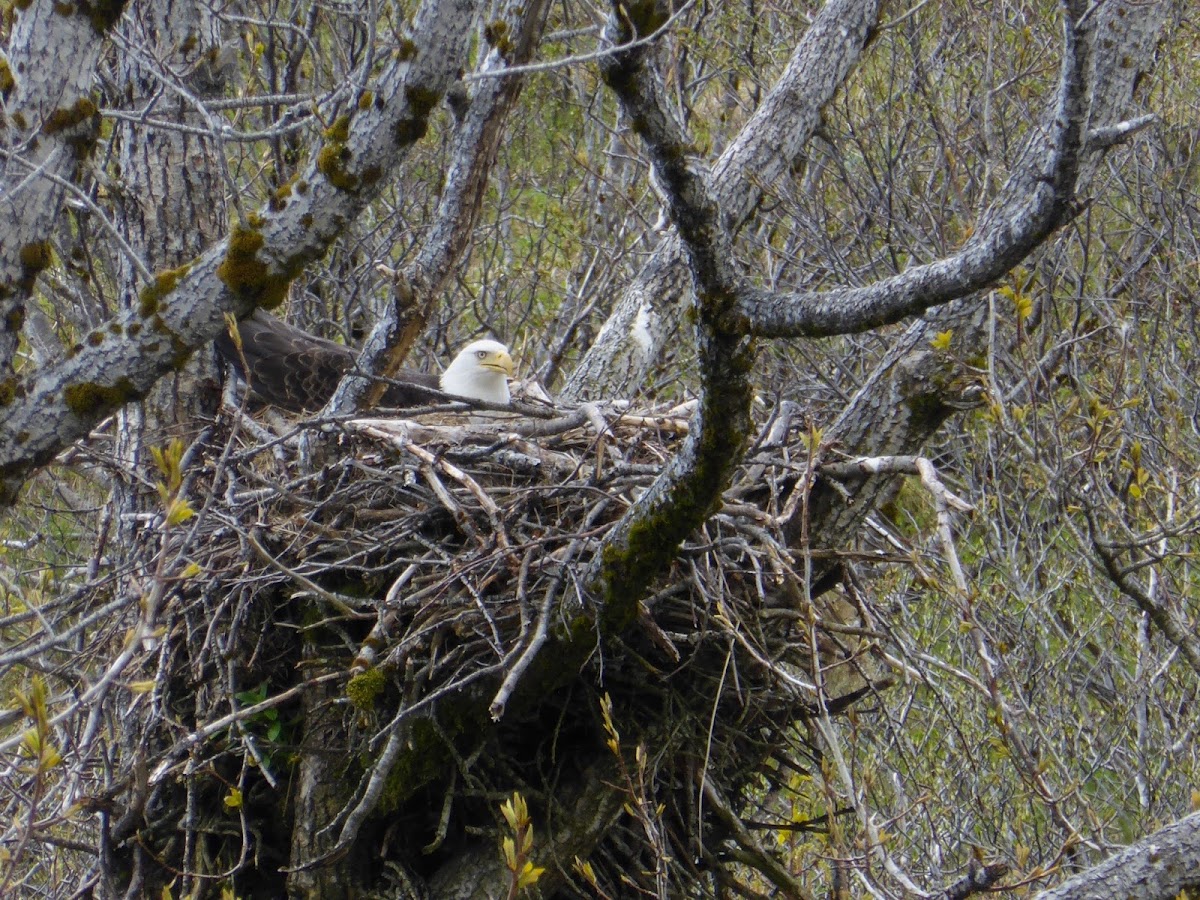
xmin=2 ymin=0 xmax=1197 ymax=898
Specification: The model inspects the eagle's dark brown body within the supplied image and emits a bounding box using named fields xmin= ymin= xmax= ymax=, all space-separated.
xmin=215 ymin=309 xmax=440 ymax=412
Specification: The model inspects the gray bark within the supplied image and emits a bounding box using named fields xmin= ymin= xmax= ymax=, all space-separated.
xmin=0 ymin=0 xmax=128 ymax=374
xmin=103 ymin=2 xmax=229 ymax=892
xmin=1035 ymin=812 xmax=1200 ymax=900
xmin=579 ymin=0 xmax=757 ymax=628
xmin=109 ymin=0 xmax=228 ymax=538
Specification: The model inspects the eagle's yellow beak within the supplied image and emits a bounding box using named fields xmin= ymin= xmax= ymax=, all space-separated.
xmin=481 ymin=349 xmax=515 ymax=379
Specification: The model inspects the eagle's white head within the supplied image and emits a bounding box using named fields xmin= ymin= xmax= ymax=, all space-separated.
xmin=439 ymin=339 xmax=514 ymax=404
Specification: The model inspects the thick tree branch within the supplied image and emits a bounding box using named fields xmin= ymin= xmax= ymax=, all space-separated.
xmin=1035 ymin=812 xmax=1200 ymax=900
xmin=798 ymin=0 xmax=1168 ymax=556
xmin=0 ymin=0 xmax=480 ymax=506
xmin=581 ymin=0 xmax=754 ymax=630
xmin=0 ymin=0 xmax=130 ymax=375
xmin=738 ymin=0 xmax=1090 ymax=338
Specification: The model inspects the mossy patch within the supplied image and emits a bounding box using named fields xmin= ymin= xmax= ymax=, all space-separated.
xmin=41 ymin=97 xmax=97 ymax=135
xmin=19 ymin=241 xmax=53 ymax=273
xmin=0 ymin=378 xmax=22 ymax=406
xmin=377 ymin=718 xmax=444 ymax=813
xmin=269 ymin=175 xmax=298 ymax=212
xmin=598 ymin=506 xmax=707 ymax=633
xmin=317 ymin=144 xmax=357 ymax=190
xmin=40 ymin=96 xmax=101 ymax=157
xmin=346 ymin=669 xmax=386 ymax=711
xmin=483 ymin=20 xmax=511 ymax=53
xmin=317 ymin=116 xmax=360 ymax=191
xmin=323 ymin=115 xmax=351 ymax=144
xmin=394 ymin=85 xmax=439 ymax=146
xmin=0 ymin=56 xmax=14 ymax=98
xmin=622 ymin=1 xmax=669 ymax=37
xmin=17 ymin=242 xmax=53 ymax=293
xmin=64 ymin=378 xmax=142 ymax=417
xmin=217 ymin=224 xmax=271 ymax=303
xmin=74 ymin=0 xmax=127 ymax=35
xmin=138 ymin=262 xmax=192 ymax=318
xmin=216 ymin=223 xmax=306 ymax=309
xmin=5 ymin=306 xmax=25 ymax=333
xmin=395 ymin=39 xmax=417 ymax=61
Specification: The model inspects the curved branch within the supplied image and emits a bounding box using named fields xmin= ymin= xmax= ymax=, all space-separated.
xmin=561 ymin=0 xmax=883 ymax=400
xmin=797 ymin=0 xmax=1168 ymax=555
xmin=739 ymin=0 xmax=1091 ymax=338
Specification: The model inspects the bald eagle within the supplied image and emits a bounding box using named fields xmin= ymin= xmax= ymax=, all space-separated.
xmin=215 ymin=309 xmax=514 ymax=412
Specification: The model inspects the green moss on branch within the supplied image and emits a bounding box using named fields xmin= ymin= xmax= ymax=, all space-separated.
xmin=216 ymin=223 xmax=297 ymax=309
xmin=64 ymin=378 xmax=143 ymax=417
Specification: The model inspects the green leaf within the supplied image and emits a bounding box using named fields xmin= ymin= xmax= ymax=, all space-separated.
xmin=930 ymin=330 xmax=954 ymax=351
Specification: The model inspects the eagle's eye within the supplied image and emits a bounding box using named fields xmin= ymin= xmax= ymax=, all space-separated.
xmin=476 ymin=350 xmax=488 ymax=359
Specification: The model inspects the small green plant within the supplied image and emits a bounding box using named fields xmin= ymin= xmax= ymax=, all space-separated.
xmin=231 ymin=682 xmax=290 ymax=775
xmin=0 ymin=676 xmax=62 ymax=895
xmin=571 ymin=854 xmax=613 ymax=899
xmin=500 ymin=792 xmax=545 ymax=898
xmin=234 ymin=683 xmax=285 ymax=744
xmin=599 ymin=694 xmax=668 ymax=894
xmin=151 ymin=438 xmax=195 ymax=528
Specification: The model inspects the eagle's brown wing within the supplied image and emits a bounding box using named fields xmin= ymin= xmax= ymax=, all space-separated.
xmin=215 ymin=309 xmax=438 ymax=412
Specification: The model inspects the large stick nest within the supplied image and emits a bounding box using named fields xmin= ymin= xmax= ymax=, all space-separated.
xmin=48 ymin=400 xmax=888 ymax=895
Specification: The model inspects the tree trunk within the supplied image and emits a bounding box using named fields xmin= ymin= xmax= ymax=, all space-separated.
xmin=105 ymin=0 xmax=229 ymax=893
xmin=109 ymin=0 xmax=228 ymax=542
